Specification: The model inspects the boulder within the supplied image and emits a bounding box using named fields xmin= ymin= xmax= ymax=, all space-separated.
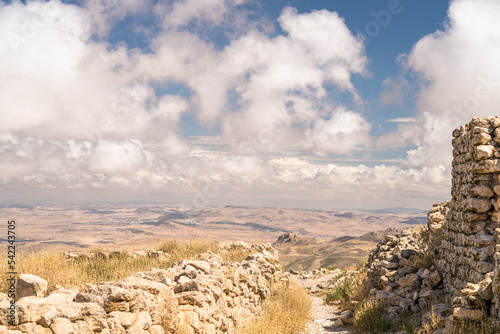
xmin=16 ymin=274 xmax=47 ymax=300
xmin=50 ymin=318 xmax=74 ymax=334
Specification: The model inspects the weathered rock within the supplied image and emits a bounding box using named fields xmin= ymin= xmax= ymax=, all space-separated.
xmin=183 ymin=261 xmax=211 ymax=275
xmin=399 ymin=274 xmax=420 ymax=288
xmin=176 ymin=291 xmax=211 ymax=308
xmin=16 ymin=274 xmax=47 ymax=300
xmin=74 ymin=292 xmax=104 ymax=307
xmin=423 ymin=271 xmax=441 ymax=288
xmin=478 ymin=273 xmax=493 ymax=300
xmin=452 ymin=307 xmax=484 ymax=321
xmin=18 ymin=323 xmax=52 ymax=334
xmin=432 ymin=304 xmax=452 ymax=325
xmin=340 ymin=310 xmax=354 ymax=325
xmin=127 ymin=311 xmax=152 ymax=333
xmin=148 ymin=325 xmax=165 ymax=334
xmin=108 ymin=311 xmax=135 ymax=329
xmin=50 ymin=318 xmax=74 ymax=334
xmin=4 ymin=243 xmax=295 ymax=334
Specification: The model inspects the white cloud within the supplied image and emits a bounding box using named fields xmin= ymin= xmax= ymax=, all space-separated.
xmin=0 ymin=0 xmax=456 ymax=209
xmin=0 ymin=0 xmax=188 ymax=145
xmin=139 ymin=5 xmax=372 ymax=156
xmin=306 ymin=109 xmax=372 ymax=156
xmin=379 ymin=76 xmax=410 ymax=106
xmin=84 ymin=0 xmax=153 ymax=37
xmin=395 ymin=0 xmax=500 ymax=167
xmin=88 ymin=139 xmax=145 ymax=173
xmin=387 ymin=117 xmax=416 ymax=123
xmin=278 ymin=7 xmax=367 ymax=96
xmin=160 ymin=0 xmax=232 ymax=29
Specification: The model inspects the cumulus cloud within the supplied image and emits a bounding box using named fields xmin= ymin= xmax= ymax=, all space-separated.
xmin=159 ymin=0 xmax=241 ymax=29
xmin=306 ymin=109 xmax=372 ymax=156
xmin=84 ymin=0 xmax=153 ymax=37
xmin=379 ymin=76 xmax=410 ymax=106
xmin=394 ymin=0 xmax=500 ymax=167
xmin=142 ymin=5 xmax=371 ymax=154
xmin=0 ymin=0 xmax=190 ymax=145
xmin=0 ymin=0 xmax=458 ymax=209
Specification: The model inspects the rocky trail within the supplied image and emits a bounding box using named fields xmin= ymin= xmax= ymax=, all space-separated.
xmin=295 ymin=270 xmax=354 ymax=334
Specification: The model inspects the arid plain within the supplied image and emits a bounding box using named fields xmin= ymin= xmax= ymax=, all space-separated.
xmin=1 ymin=203 xmax=426 ymax=256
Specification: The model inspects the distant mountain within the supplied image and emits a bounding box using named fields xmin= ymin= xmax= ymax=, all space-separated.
xmin=371 ymin=207 xmax=427 ymax=214
xmin=0 ymin=202 xmax=34 ymax=210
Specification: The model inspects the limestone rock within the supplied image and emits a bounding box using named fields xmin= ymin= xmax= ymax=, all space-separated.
xmin=16 ymin=274 xmax=47 ymax=300
xmin=399 ymin=274 xmax=420 ymax=288
xmin=50 ymin=318 xmax=74 ymax=334
xmin=340 ymin=310 xmax=354 ymax=325
xmin=148 ymin=325 xmax=165 ymax=334
xmin=452 ymin=307 xmax=483 ymax=321
xmin=6 ymin=243 xmax=289 ymax=334
xmin=18 ymin=323 xmax=52 ymax=334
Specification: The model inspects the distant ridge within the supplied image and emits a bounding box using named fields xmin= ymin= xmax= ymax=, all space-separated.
xmin=370 ymin=207 xmax=426 ymax=214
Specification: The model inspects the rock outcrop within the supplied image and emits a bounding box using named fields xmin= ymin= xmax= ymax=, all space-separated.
xmin=1 ymin=243 xmax=286 ymax=334
xmin=274 ymin=233 xmax=301 ymax=244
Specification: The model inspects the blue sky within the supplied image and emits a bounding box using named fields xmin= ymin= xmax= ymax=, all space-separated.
xmin=1 ymin=0 xmax=500 ymax=209
xmin=104 ymin=0 xmax=450 ymax=138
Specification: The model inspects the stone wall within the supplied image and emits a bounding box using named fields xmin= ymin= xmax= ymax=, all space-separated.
xmin=366 ymin=117 xmax=500 ymax=327
xmin=436 ymin=117 xmax=499 ymax=298
xmin=0 ymin=243 xmax=286 ymax=334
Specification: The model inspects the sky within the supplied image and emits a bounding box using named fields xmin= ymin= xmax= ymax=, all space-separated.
xmin=1 ymin=0 xmax=500 ymax=210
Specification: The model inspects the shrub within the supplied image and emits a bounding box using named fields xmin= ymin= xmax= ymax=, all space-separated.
xmin=453 ymin=318 xmax=500 ymax=334
xmin=325 ymin=278 xmax=355 ymax=303
xmin=353 ymin=299 xmax=392 ymax=334
xmin=391 ymin=311 xmax=422 ymax=334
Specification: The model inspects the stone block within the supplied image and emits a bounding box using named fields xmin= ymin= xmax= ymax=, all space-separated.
xmin=16 ymin=274 xmax=48 ymax=300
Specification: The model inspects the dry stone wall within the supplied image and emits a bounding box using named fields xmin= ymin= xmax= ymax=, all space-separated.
xmin=436 ymin=117 xmax=500 ymax=297
xmin=0 ymin=243 xmax=286 ymax=334
xmin=366 ymin=117 xmax=500 ymax=329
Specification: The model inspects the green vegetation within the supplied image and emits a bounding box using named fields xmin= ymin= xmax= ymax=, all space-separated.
xmin=452 ymin=318 xmax=500 ymax=334
xmin=353 ymin=299 xmax=392 ymax=334
xmin=325 ymin=278 xmax=355 ymax=303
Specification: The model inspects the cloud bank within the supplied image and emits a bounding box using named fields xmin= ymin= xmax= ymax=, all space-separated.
xmin=2 ymin=0 xmax=498 ymax=209
xmin=392 ymin=0 xmax=500 ymax=167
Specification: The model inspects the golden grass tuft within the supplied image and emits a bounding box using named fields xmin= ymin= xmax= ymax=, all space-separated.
xmin=0 ymin=239 xmax=226 ymax=292
xmin=241 ymin=279 xmax=312 ymax=334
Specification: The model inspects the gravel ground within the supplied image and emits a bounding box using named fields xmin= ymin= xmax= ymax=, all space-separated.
xmin=296 ymin=272 xmax=355 ymax=334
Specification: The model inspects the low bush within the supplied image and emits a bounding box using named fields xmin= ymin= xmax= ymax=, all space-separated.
xmin=353 ymin=298 xmax=392 ymax=334
xmin=452 ymin=318 xmax=500 ymax=334
xmin=325 ymin=278 xmax=356 ymax=303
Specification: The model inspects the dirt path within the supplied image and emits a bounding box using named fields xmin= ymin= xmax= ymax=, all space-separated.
xmin=296 ymin=272 xmax=355 ymax=334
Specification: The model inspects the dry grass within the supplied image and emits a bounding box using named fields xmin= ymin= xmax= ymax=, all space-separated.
xmin=451 ymin=319 xmax=500 ymax=334
xmin=217 ymin=247 xmax=254 ymax=262
xmin=241 ymin=279 xmax=312 ymax=334
xmin=0 ymin=239 xmax=228 ymax=292
xmin=353 ymin=298 xmax=392 ymax=334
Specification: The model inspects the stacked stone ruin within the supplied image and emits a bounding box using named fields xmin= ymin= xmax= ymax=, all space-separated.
xmin=367 ymin=117 xmax=500 ymax=329
xmin=0 ymin=243 xmax=285 ymax=334
xmin=437 ymin=117 xmax=498 ymax=298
